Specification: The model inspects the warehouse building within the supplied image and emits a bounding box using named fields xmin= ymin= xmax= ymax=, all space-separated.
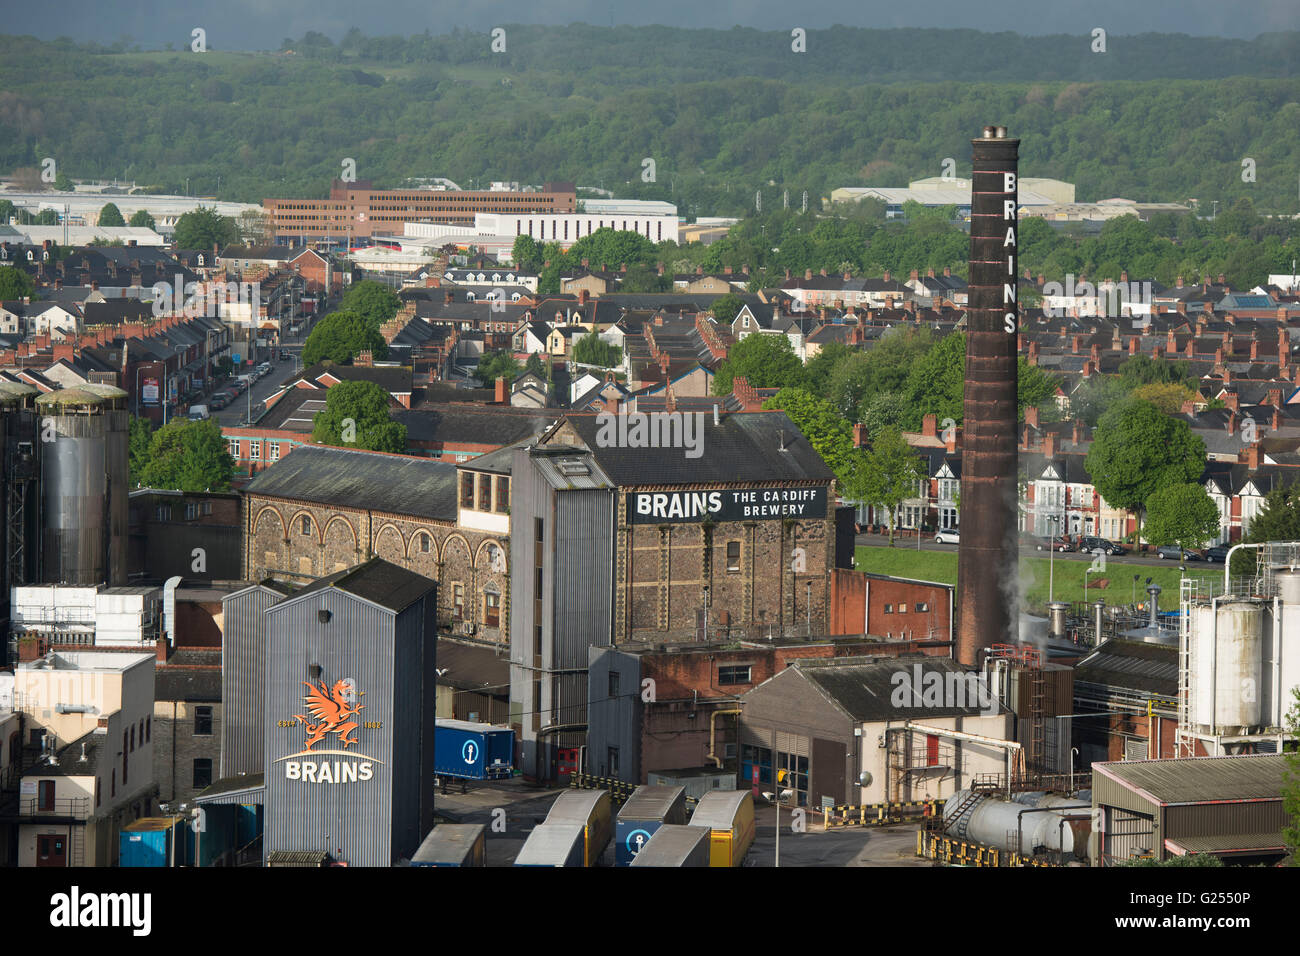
xmin=508 ymin=411 xmax=838 ymax=781
xmin=242 ymin=444 xmax=510 ymax=644
xmin=1091 ymin=753 xmax=1291 ymax=866
xmin=739 ymin=656 xmax=1014 ymax=807
xmin=260 ymin=559 xmax=438 ymax=867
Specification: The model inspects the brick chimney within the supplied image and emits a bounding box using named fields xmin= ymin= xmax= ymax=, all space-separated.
xmin=1222 ymin=365 xmax=1232 ymax=383
xmin=445 ymin=290 xmax=454 ymax=305
xmin=1082 ymin=359 xmax=1095 ymax=377
xmin=945 ymin=426 xmax=958 ymax=453
xmin=1027 ymin=341 xmax=1039 ymax=365
xmin=494 ymin=376 xmax=507 ymax=403
xmin=355 ymin=350 xmax=373 ymax=367
xmin=853 ymin=423 xmax=867 ymax=448
xmin=1273 ymin=407 xmax=1283 ymax=431
xmin=805 ymin=269 xmax=813 ymax=280
xmin=1227 ymin=412 xmax=1238 ymax=436
xmin=1043 ymin=432 xmax=1058 ymax=458
xmin=1176 ymin=300 xmax=1186 ymax=315
xmin=1090 ymin=343 xmax=1100 ymax=363
xmin=1267 ymin=387 xmax=1282 ymax=407
xmin=1244 ymin=442 xmax=1261 ymax=470
xmin=883 ymin=270 xmax=891 ymax=283
xmin=1251 ymin=338 xmax=1259 ymax=361
xmin=922 ymin=413 xmax=938 ymax=438
xmin=1180 ymin=400 xmax=1196 ymax=414
xmin=910 ymin=269 xmax=919 ymax=281
xmin=1073 ymin=419 xmax=1084 ymax=444
xmin=1024 ymin=405 xmax=1040 ymax=428
xmin=1129 ymin=336 xmax=1139 ymax=355
xmin=578 ymin=289 xmax=588 ymax=306
xmin=1224 ymin=391 xmax=1239 ymax=411
xmin=1072 ymin=335 xmax=1082 ymax=354
xmin=1214 ymin=347 xmax=1224 ymax=366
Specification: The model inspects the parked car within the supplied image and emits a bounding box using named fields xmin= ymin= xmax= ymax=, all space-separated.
xmin=934 ymin=528 xmax=960 ymax=545
xmin=280 ymin=349 xmax=292 ymax=361
xmin=209 ymin=392 xmax=232 ymax=411
xmin=1079 ymin=536 xmax=1126 ymax=556
xmin=1040 ymin=535 xmax=1075 ymax=552
xmin=1155 ymin=545 xmax=1201 ymax=561
xmin=256 ymin=362 xmax=273 ymax=376
xmin=1203 ymin=545 xmax=1231 ymax=562
xmin=187 ymin=404 xmax=210 ymax=422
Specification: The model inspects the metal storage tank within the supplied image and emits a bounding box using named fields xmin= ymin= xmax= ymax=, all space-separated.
xmin=514 ymin=822 xmax=587 ymax=867
xmin=1275 ymin=570 xmax=1300 ymax=729
xmin=943 ymin=789 xmax=1090 ymax=860
xmin=615 ymin=784 xmax=688 ymax=866
xmin=1189 ymin=602 xmax=1217 ymax=730
xmin=688 ymin=789 xmax=756 ymax=867
xmin=1214 ymin=600 xmax=1265 ymax=732
xmin=629 ymin=824 xmax=711 ymax=867
xmin=36 ymin=386 xmax=129 ymax=586
xmin=411 ymin=824 xmax=486 ymax=867
xmin=544 ymin=789 xmax=612 ymax=866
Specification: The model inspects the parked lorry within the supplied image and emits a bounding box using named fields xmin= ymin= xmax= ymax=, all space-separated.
xmin=514 ymin=823 xmax=586 ymax=867
xmin=615 ymin=785 xmax=688 ymax=866
xmin=628 ymin=825 xmax=711 ymax=867
xmin=689 ymin=790 xmax=756 ymax=867
xmin=543 ymin=789 xmax=612 ymax=866
xmin=434 ymin=719 xmax=514 ymax=785
xmin=411 ymin=824 xmax=487 ymax=867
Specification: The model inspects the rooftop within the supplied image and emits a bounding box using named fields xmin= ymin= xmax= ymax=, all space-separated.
xmin=1094 ymin=753 xmax=1289 ymax=804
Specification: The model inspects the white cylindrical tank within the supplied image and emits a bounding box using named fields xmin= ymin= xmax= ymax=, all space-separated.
xmin=943 ymin=790 xmax=1090 ymax=860
xmin=1190 ymin=603 xmax=1217 ymax=731
xmin=1214 ymin=601 xmax=1265 ymax=732
xmin=1277 ymin=572 xmax=1300 ymax=730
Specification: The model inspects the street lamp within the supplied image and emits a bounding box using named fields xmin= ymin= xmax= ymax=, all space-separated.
xmin=1046 ymin=514 xmax=1061 ymax=603
xmin=761 ymin=777 xmax=796 ymax=868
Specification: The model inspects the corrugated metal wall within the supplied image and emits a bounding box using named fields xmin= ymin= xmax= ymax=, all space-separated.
xmin=262 ymin=585 xmax=434 ymax=867
xmin=220 ymin=585 xmax=282 ymax=777
xmin=586 ymin=647 xmax=643 ymax=782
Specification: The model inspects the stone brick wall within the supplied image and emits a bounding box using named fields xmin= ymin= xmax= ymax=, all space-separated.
xmin=152 ymin=700 xmax=222 ymax=804
xmin=244 ymin=496 xmax=509 ymax=643
xmin=616 ymin=495 xmax=833 ymax=642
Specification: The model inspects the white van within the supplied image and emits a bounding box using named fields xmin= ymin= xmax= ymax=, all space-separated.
xmin=187 ymin=404 xmax=210 ymax=421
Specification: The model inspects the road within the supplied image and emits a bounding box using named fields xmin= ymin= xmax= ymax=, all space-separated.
xmin=210 ymin=307 xmax=325 ymax=426
xmin=854 ymin=532 xmax=1217 ymax=569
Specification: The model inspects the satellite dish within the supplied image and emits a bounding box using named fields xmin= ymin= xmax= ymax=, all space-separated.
xmin=859 ymin=771 xmax=873 ymax=787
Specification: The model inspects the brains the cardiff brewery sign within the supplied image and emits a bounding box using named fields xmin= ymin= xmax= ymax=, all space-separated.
xmin=627 ymin=487 xmax=827 ymax=524
xmin=274 ymin=678 xmax=382 ymax=784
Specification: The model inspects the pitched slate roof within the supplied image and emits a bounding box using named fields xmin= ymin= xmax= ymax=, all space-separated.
xmin=243 ymin=444 xmax=458 ymax=521
xmin=290 ymin=557 xmax=436 ymax=614
xmin=556 ymin=410 xmax=834 ymax=486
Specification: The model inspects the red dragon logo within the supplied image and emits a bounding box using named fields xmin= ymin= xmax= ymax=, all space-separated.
xmin=294 ymin=680 xmax=364 ymax=751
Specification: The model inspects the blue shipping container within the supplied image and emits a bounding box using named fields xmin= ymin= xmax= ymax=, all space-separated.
xmin=435 ymin=719 xmax=514 ymax=780
xmin=615 ymin=785 xmax=689 ymax=866
xmin=120 ymin=817 xmax=192 ymax=867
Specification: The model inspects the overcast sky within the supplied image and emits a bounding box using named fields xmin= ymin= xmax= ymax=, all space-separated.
xmin=8 ymin=0 xmax=1296 ymax=48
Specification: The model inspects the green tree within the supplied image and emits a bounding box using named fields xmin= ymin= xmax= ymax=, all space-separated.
xmin=1143 ymin=483 xmax=1222 ymax=559
xmin=139 ymin=420 xmax=234 ymax=491
xmin=1018 ymin=359 xmax=1062 ymax=420
xmin=511 ymin=234 xmax=543 ymax=272
xmin=173 ymin=206 xmax=240 ymax=250
xmin=128 ymin=416 xmax=153 ymax=486
xmin=762 ymin=387 xmax=856 ymax=483
xmin=53 ymin=171 xmax=74 ymax=191
xmin=301 ymin=310 xmax=387 ymax=366
xmin=850 ymin=426 xmax=924 ymax=546
xmin=311 ymin=380 xmax=407 ymax=453
xmin=476 ymin=349 xmax=521 ymax=386
xmin=341 ymin=280 xmax=401 ymax=327
xmin=0 ymin=265 xmax=36 ymax=300
xmin=709 ymin=293 xmax=746 ymax=327
xmin=802 ymin=341 xmax=853 ymax=399
xmin=32 ymin=209 xmax=59 ymax=226
xmin=1085 ymin=399 xmax=1207 ymax=540
xmin=1234 ymin=484 xmax=1300 ymax=578
xmin=1131 ymin=382 xmax=1198 ymax=416
xmin=97 ymin=203 xmax=126 ymax=227
xmin=620 ymin=262 xmax=670 ymax=293
xmin=1118 ymin=354 xmax=1193 ymax=391
xmin=712 ymin=332 xmax=804 ymax=395
xmin=128 ymin=209 xmax=156 ymax=229
xmin=573 ymin=332 xmax=622 ymax=369
xmin=524 ymin=353 xmax=550 ymax=382
xmin=902 ymin=330 xmax=966 ymax=429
